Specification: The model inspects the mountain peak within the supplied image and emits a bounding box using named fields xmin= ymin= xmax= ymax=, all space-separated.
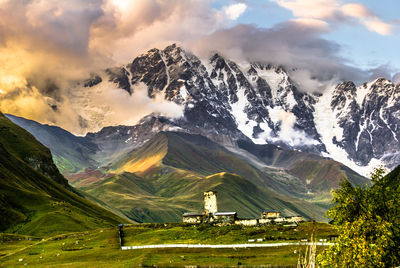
xmin=163 ymin=43 xmax=181 ymax=53
xmin=70 ymin=44 xmax=400 ymax=175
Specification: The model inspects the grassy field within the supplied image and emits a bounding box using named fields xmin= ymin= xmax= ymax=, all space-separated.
xmin=0 ymin=222 xmax=335 ymax=267
xmin=122 ymin=222 xmax=336 ymax=246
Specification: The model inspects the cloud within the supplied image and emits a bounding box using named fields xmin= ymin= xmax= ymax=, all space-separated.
xmin=272 ymin=0 xmax=338 ymax=19
xmin=393 ymin=73 xmax=400 ymax=84
xmin=188 ymin=23 xmax=367 ymax=92
xmin=0 ymin=0 xmax=239 ymax=133
xmin=340 ymin=3 xmax=392 ymax=35
xmin=271 ymin=0 xmax=393 ymax=35
xmin=366 ymin=64 xmax=400 ymax=83
xmin=223 ymin=3 xmax=247 ymax=20
xmin=291 ymin=18 xmax=329 ymax=30
xmin=340 ymin=3 xmax=374 ymax=18
xmin=363 ymin=19 xmax=392 ymax=36
xmin=257 ymin=107 xmax=318 ymax=146
xmin=0 ymin=0 xmax=396 ymax=134
xmin=68 ymin=81 xmax=184 ymax=134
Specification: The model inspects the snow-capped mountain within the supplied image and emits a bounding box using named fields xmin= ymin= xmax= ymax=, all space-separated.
xmin=80 ymin=44 xmax=400 ymax=175
xmin=314 ymin=79 xmax=400 ymax=174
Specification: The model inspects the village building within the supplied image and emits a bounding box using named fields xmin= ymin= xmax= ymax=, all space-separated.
xmin=284 ymin=216 xmax=303 ymax=223
xmin=262 ymin=210 xmax=281 ymax=219
xmin=182 ymin=212 xmax=204 ymax=224
xmin=182 ymin=191 xmax=303 ymax=226
xmin=204 ymin=191 xmax=218 ymax=214
xmin=213 ymin=212 xmax=237 ymax=224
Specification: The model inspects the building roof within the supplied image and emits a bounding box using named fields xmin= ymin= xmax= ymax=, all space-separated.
xmin=182 ymin=212 xmax=204 ymax=217
xmin=263 ymin=210 xmax=280 ymax=213
xmin=214 ymin=212 xmax=237 ymax=216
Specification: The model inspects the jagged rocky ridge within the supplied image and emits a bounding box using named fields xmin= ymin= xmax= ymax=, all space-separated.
xmin=66 ymin=44 xmax=400 ymax=174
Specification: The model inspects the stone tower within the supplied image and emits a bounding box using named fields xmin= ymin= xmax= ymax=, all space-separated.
xmin=204 ymin=191 xmax=218 ymax=214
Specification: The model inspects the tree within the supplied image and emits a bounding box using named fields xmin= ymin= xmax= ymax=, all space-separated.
xmin=317 ymin=166 xmax=400 ymax=267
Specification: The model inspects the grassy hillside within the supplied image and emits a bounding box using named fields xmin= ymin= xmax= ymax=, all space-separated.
xmin=0 ymin=114 xmax=71 ymax=190
xmin=68 ymin=131 xmax=328 ymax=222
xmin=84 ymin=170 xmax=327 ymax=223
xmin=288 ymin=159 xmax=369 ymax=194
xmin=237 ymin=139 xmax=321 ymax=168
xmin=7 ymin=114 xmax=369 ymax=198
xmin=238 ymin=139 xmax=370 ymax=194
xmin=112 ymin=132 xmax=310 ymax=197
xmin=4 ymin=114 xmax=370 ymax=225
xmin=382 ymin=164 xmax=400 ymax=186
xmin=5 ymin=114 xmax=99 ymax=174
xmin=0 ymin=113 xmax=128 ymax=236
xmin=111 ymin=131 xmax=168 ymax=176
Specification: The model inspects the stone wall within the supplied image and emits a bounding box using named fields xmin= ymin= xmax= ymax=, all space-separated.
xmin=235 ymin=219 xmax=258 ymax=226
xmin=183 ymin=215 xmax=202 ymax=224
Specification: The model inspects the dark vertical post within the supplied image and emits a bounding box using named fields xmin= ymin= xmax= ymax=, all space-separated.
xmin=118 ymin=224 xmax=124 ymax=248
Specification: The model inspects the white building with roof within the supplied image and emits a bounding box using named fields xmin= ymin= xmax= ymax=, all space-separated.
xmin=182 ymin=191 xmax=303 ymax=226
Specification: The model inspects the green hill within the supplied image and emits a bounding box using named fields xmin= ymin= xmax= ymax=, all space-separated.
xmin=111 ymin=132 xmax=310 ymax=197
xmin=6 ymin=114 xmax=369 ymax=197
xmin=85 ymin=171 xmax=327 ymax=223
xmin=5 ymin=113 xmax=99 ymax=174
xmin=81 ymin=132 xmax=328 ymax=222
xmin=382 ymin=164 xmax=400 ymax=186
xmin=3 ymin=114 xmax=370 ymax=225
xmin=237 ymin=139 xmax=369 ymax=194
xmin=0 ymin=113 xmax=128 ymax=236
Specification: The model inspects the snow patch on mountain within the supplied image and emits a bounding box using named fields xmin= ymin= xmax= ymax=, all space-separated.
xmin=230 ymin=86 xmax=258 ymax=139
xmin=179 ymin=86 xmax=188 ymax=100
xmin=356 ymin=82 xmax=371 ymax=106
xmin=316 ymin=85 xmax=345 ymax=142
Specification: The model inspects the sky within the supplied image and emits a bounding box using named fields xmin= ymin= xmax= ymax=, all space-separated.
xmin=0 ymin=0 xmax=399 ymax=133
xmin=229 ymin=0 xmax=400 ymax=72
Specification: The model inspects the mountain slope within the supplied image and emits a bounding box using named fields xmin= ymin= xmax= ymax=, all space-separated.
xmin=237 ymin=140 xmax=368 ymax=193
xmin=314 ymin=79 xmax=400 ymax=173
xmin=7 ymin=113 xmax=369 ymax=197
xmin=0 ymin=113 xmax=127 ymax=236
xmin=111 ymin=132 xmax=310 ymax=198
xmin=84 ymin=171 xmax=327 ymax=223
xmin=75 ymin=131 xmax=368 ymax=223
xmin=5 ymin=113 xmax=99 ymax=174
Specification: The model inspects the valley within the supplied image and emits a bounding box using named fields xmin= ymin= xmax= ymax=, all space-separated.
xmin=4 ymin=114 xmax=370 ymax=223
xmin=0 ymin=222 xmax=336 ymax=267
xmin=0 ymin=1 xmax=399 ymax=266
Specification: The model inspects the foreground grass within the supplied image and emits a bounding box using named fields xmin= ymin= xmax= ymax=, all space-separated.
xmin=123 ymin=222 xmax=336 ymax=246
xmin=0 ymin=222 xmax=335 ymax=267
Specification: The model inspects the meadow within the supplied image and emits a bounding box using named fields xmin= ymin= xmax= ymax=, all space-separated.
xmin=0 ymin=222 xmax=336 ymax=267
